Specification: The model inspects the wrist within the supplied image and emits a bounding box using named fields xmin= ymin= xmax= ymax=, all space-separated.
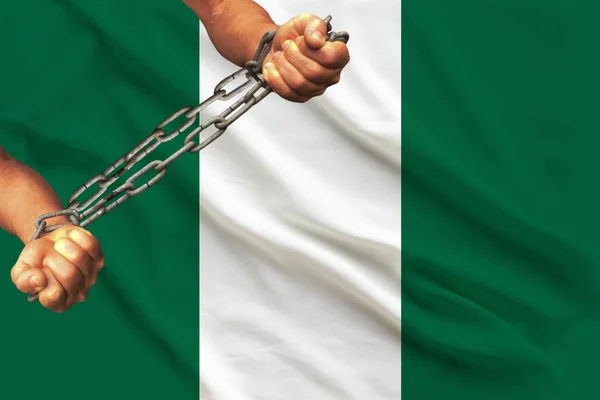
xmin=18 ymin=213 xmax=70 ymax=244
xmin=247 ymin=22 xmax=279 ymax=61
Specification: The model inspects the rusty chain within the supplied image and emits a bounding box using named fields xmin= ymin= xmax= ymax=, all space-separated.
xmin=26 ymin=15 xmax=349 ymax=303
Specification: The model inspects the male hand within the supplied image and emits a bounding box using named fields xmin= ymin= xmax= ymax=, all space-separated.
xmin=263 ymin=14 xmax=350 ymax=103
xmin=11 ymin=225 xmax=104 ymax=313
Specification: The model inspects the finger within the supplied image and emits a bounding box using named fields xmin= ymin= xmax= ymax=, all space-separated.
xmin=54 ymin=236 xmax=99 ymax=287
xmin=65 ymin=227 xmax=104 ymax=269
xmin=293 ymin=14 xmax=327 ymax=49
xmin=42 ymin=250 xmax=85 ymax=308
xmin=38 ymin=269 xmax=68 ymax=313
xmin=270 ymin=51 xmax=326 ymax=97
xmin=12 ymin=263 xmax=47 ymax=294
xmin=11 ymin=238 xmax=54 ymax=293
xmin=263 ymin=60 xmax=311 ymax=103
xmin=12 ymin=238 xmax=53 ymax=275
xmin=297 ymin=39 xmax=350 ymax=69
xmin=282 ymin=39 xmax=341 ymax=86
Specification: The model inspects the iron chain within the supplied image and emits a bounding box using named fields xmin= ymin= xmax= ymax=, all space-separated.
xmin=27 ymin=15 xmax=349 ymax=303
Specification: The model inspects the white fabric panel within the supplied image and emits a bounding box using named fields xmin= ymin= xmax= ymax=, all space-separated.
xmin=199 ymin=1 xmax=400 ymax=399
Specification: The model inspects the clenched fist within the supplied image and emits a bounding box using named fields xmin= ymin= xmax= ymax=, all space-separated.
xmin=11 ymin=225 xmax=104 ymax=313
xmin=262 ymin=14 xmax=351 ymax=103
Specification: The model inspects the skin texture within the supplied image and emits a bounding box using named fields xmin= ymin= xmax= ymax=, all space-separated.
xmin=0 ymin=147 xmax=104 ymax=313
xmin=183 ymin=0 xmax=351 ymax=102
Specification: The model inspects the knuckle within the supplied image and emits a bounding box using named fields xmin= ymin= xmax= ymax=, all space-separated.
xmin=278 ymin=89 xmax=294 ymax=100
xmin=297 ymin=13 xmax=313 ymax=22
xmin=15 ymin=274 xmax=29 ymax=290
xmin=10 ymin=263 xmax=24 ymax=282
xmin=342 ymin=49 xmax=351 ymax=65
xmin=272 ymin=53 xmax=284 ymax=67
xmin=49 ymin=289 xmax=62 ymax=302
xmin=19 ymin=244 xmax=37 ymax=260
xmin=66 ymin=272 xmax=83 ymax=288
xmin=54 ymin=225 xmax=69 ymax=235
xmin=282 ymin=88 xmax=296 ymax=99
xmin=43 ymin=251 xmax=60 ymax=269
xmin=272 ymin=78 xmax=292 ymax=97
xmin=46 ymin=289 xmax=63 ymax=303
xmin=70 ymin=227 xmax=95 ymax=248
xmin=282 ymin=45 xmax=296 ymax=60
xmin=288 ymin=76 xmax=307 ymax=91
xmin=47 ymin=256 xmax=82 ymax=288
xmin=306 ymin=14 xmax=320 ymax=24
xmin=278 ymin=89 xmax=293 ymax=100
xmin=62 ymin=242 xmax=87 ymax=267
xmin=322 ymin=52 xmax=338 ymax=67
xmin=40 ymin=290 xmax=65 ymax=311
xmin=290 ymin=94 xmax=309 ymax=103
xmin=303 ymin=66 xmax=322 ymax=82
xmin=320 ymin=45 xmax=345 ymax=65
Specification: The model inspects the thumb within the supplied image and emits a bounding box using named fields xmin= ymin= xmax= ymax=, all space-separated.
xmin=295 ymin=14 xmax=327 ymax=50
xmin=11 ymin=239 xmax=52 ymax=294
xmin=11 ymin=261 xmax=48 ymax=294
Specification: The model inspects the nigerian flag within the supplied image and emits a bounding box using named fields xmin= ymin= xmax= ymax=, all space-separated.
xmin=404 ymin=1 xmax=600 ymax=399
xmin=0 ymin=1 xmax=198 ymax=399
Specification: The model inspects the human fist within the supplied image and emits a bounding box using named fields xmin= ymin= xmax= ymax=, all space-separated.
xmin=11 ymin=225 xmax=104 ymax=313
xmin=262 ymin=14 xmax=350 ymax=103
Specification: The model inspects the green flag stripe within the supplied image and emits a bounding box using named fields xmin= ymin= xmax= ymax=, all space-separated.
xmin=0 ymin=1 xmax=199 ymax=399
xmin=404 ymin=1 xmax=600 ymax=398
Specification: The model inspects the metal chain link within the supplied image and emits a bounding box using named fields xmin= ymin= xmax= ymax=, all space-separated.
xmin=27 ymin=15 xmax=349 ymax=303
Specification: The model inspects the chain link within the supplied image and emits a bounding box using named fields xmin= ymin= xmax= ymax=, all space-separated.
xmin=27 ymin=15 xmax=349 ymax=303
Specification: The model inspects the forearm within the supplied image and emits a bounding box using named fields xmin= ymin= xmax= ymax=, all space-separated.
xmin=184 ymin=0 xmax=278 ymax=67
xmin=0 ymin=148 xmax=68 ymax=243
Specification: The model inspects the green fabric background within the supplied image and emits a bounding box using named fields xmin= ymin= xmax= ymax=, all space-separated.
xmin=0 ymin=1 xmax=199 ymax=399
xmin=403 ymin=1 xmax=600 ymax=399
